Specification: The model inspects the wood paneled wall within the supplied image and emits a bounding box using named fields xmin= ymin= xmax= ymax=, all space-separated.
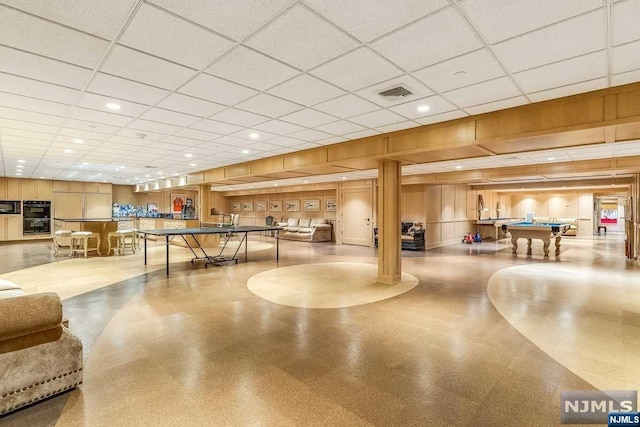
xmin=508 ymin=192 xmax=594 ymax=235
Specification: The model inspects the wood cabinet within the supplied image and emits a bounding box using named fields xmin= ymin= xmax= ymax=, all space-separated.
xmin=21 ymin=179 xmax=53 ymax=201
xmin=0 ymin=178 xmax=21 ymax=199
xmin=0 ymin=216 xmax=22 ymax=241
xmin=85 ymin=193 xmax=111 ymax=218
xmin=54 ymin=192 xmax=112 ymax=219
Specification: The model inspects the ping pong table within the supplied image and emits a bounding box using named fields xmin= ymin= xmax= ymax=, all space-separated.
xmin=141 ymin=225 xmax=283 ymax=275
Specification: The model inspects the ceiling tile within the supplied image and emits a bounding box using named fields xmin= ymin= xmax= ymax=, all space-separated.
xmin=612 ymin=40 xmax=640 ymax=74
xmin=412 ymin=48 xmax=505 ymax=93
xmin=147 ymin=0 xmax=294 ymax=41
xmin=70 ymin=108 xmax=133 ymax=127
xmin=240 ymin=141 xmax=283 ymax=152
xmin=315 ymin=136 xmax=348 ymax=146
xmin=414 ymin=110 xmax=468 ymax=126
xmin=463 ymin=96 xmax=529 ymax=115
xmin=230 ymin=129 xmax=277 ymax=141
xmin=355 ymin=76 xmax=434 ymax=107
xmin=77 ymin=93 xmax=149 ymax=117
xmin=287 ymin=128 xmax=333 ymax=142
xmin=178 ymin=73 xmax=258 ymax=106
xmin=280 ymin=109 xmax=336 ymax=127
xmin=264 ymin=136 xmax=304 ymax=147
xmin=443 ymin=76 xmax=521 ymax=108
xmin=246 ymin=4 xmax=358 ymax=70
xmin=254 ymin=120 xmax=305 ymax=135
xmin=310 ymin=48 xmax=403 ymax=91
xmin=207 ymin=46 xmax=300 ymax=90
xmin=88 ymin=73 xmax=170 ymax=105
xmin=304 ymin=0 xmax=448 ymax=42
xmin=61 ymin=122 xmax=121 ymax=137
xmin=0 ymin=92 xmax=71 ymax=117
xmin=461 ymin=0 xmax=603 ymax=44
xmin=2 ymin=128 xmax=54 ymax=141
xmin=0 ymin=106 xmax=65 ymax=126
xmin=128 ymin=119 xmax=182 ymax=135
xmin=612 ymin=69 xmax=640 ymax=87
xmin=139 ymin=108 xmax=201 ymax=127
xmin=315 ymin=120 xmax=366 ymax=135
xmin=0 ymin=6 xmax=109 ymax=68
xmin=313 ymin=94 xmax=380 ymax=119
xmin=120 ymin=4 xmax=234 ymax=70
xmin=0 ymin=72 xmax=79 ymax=104
xmin=173 ymin=128 xmax=220 ymax=141
xmin=372 ymin=7 xmax=482 ymax=71
xmin=612 ymin=0 xmax=640 ymax=46
xmin=0 ymin=46 xmax=92 ymax=90
xmin=389 ymin=95 xmax=457 ymax=120
xmin=155 ymin=93 xmax=225 ymax=118
xmin=116 ymin=128 xmax=165 ymax=141
xmin=376 ymin=120 xmax=421 ymax=133
xmin=527 ymin=78 xmax=607 ymax=103
xmin=1 ymin=0 xmax=137 ymax=39
xmin=343 ymin=129 xmax=380 ymax=140
xmin=267 ymin=74 xmax=345 ymax=106
xmin=513 ymin=51 xmax=607 ymax=94
xmin=235 ymin=94 xmax=303 ymax=118
xmin=101 ymin=45 xmax=195 ymax=90
xmin=190 ymin=119 xmax=243 ymax=135
xmin=492 ymin=10 xmax=606 ymax=73
xmin=0 ymin=118 xmax=59 ymax=135
xmin=209 ymin=108 xmax=269 ymax=127
xmin=349 ymin=109 xmax=406 ymax=128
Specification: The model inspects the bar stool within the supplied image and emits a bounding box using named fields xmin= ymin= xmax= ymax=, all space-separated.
xmin=69 ymin=231 xmax=101 ymax=258
xmin=53 ymin=230 xmax=73 ymax=257
xmin=107 ymin=229 xmax=136 ymax=255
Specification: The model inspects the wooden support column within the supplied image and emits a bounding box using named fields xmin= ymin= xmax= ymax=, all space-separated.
xmin=377 ymin=159 xmax=402 ymax=284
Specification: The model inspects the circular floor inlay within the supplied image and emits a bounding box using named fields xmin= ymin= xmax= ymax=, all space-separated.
xmin=247 ymin=262 xmax=419 ymax=308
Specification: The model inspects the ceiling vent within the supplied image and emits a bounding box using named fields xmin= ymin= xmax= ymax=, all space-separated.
xmin=378 ymin=85 xmax=414 ymax=101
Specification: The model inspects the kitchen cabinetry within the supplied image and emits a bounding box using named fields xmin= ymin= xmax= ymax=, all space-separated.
xmin=0 ymin=215 xmax=22 ymax=241
xmin=21 ymin=179 xmax=53 ymax=201
xmin=0 ymin=178 xmax=21 ymax=199
xmin=54 ymin=192 xmax=112 ymax=219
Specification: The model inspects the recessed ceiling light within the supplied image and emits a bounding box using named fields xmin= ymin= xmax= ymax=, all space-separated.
xmin=40 ymin=176 xmax=44 ymax=179
xmin=249 ymin=132 xmax=259 ymax=139
xmin=16 ymin=173 xmax=21 ymax=176
xmin=455 ymin=165 xmax=462 ymax=169
xmin=190 ymin=163 xmax=196 ymax=167
xmin=185 ymin=153 xmax=192 ymax=158
xmin=134 ymin=177 xmax=139 ymax=180
xmin=18 ymin=159 xmax=25 ymax=163
xmin=145 ymin=175 xmax=150 ymax=178
xmin=106 ymin=102 xmax=121 ymax=110
xmin=17 ymin=165 xmax=23 ymax=168
xmin=97 ymin=173 xmax=101 ymax=176
xmin=304 ymin=180 xmax=309 ymax=183
xmin=64 ymin=149 xmax=73 ymax=153
xmin=417 ymin=105 xmax=430 ymax=113
xmin=547 ymin=157 xmax=555 ymax=160
xmin=274 ymin=183 xmax=278 ymax=186
xmin=342 ymin=177 xmax=347 ymax=180
xmin=241 ymin=149 xmax=250 ymax=154
xmin=79 ymin=165 xmax=84 ymax=168
xmin=73 ymin=138 xmax=84 ymax=144
xmin=157 ymin=171 xmax=162 ymax=175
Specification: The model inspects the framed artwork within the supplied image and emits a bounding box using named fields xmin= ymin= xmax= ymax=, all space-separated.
xmin=325 ymin=199 xmax=337 ymax=212
xmin=242 ymin=201 xmax=254 ymax=212
xmin=146 ymin=203 xmax=158 ymax=212
xmin=270 ymin=200 xmax=282 ymax=212
xmin=287 ymin=199 xmax=300 ymax=212
xmin=256 ymin=200 xmax=267 ymax=212
xmin=171 ymin=194 xmax=186 ymax=212
xmin=231 ymin=201 xmax=241 ymax=211
xmin=304 ymin=199 xmax=320 ymax=212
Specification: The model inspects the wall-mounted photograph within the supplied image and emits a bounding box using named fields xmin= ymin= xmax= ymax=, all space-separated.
xmin=256 ymin=200 xmax=267 ymax=212
xmin=304 ymin=199 xmax=320 ymax=212
xmin=325 ymin=199 xmax=337 ymax=212
xmin=242 ymin=201 xmax=254 ymax=212
xmin=231 ymin=201 xmax=241 ymax=211
xmin=286 ymin=199 xmax=300 ymax=212
xmin=270 ymin=200 xmax=282 ymax=212
xmin=171 ymin=194 xmax=186 ymax=212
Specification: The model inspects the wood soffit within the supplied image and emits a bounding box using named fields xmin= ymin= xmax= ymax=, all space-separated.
xmin=198 ymin=82 xmax=640 ymax=186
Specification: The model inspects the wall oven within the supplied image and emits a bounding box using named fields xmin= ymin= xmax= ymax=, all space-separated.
xmin=23 ymin=201 xmax=51 ymax=235
xmin=0 ymin=201 xmax=21 ymax=214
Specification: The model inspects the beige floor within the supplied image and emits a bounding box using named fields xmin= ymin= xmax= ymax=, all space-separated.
xmin=1 ymin=235 xmax=638 ymax=425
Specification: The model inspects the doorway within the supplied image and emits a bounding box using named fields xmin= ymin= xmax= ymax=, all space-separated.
xmin=342 ymin=187 xmax=373 ymax=246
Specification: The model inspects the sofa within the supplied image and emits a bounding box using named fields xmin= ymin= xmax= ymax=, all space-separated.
xmin=0 ymin=280 xmax=83 ymax=416
xmin=374 ymin=222 xmax=425 ymax=250
xmin=277 ymin=218 xmax=332 ymax=242
xmin=532 ymin=217 xmax=578 ymax=236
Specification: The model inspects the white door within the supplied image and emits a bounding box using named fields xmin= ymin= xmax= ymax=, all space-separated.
xmin=342 ymin=187 xmax=373 ymax=246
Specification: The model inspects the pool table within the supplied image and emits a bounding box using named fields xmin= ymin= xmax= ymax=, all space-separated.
xmin=503 ymin=222 xmax=570 ymax=256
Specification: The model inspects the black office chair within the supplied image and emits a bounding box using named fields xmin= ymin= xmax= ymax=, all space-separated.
xmin=265 ymin=215 xmax=274 ymax=236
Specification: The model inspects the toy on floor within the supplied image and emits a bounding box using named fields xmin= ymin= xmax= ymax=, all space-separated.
xmin=462 ymin=231 xmax=482 ymax=244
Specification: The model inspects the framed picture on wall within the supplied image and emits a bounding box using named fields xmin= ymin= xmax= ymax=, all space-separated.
xmin=270 ymin=200 xmax=282 ymax=212
xmin=325 ymin=199 xmax=337 ymax=212
xmin=304 ymin=199 xmax=320 ymax=212
xmin=287 ymin=199 xmax=300 ymax=212
xmin=242 ymin=201 xmax=254 ymax=212
xmin=256 ymin=200 xmax=267 ymax=212
xmin=171 ymin=194 xmax=186 ymax=212
xmin=231 ymin=201 xmax=241 ymax=211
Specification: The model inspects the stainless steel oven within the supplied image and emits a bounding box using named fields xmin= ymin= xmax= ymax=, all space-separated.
xmin=0 ymin=200 xmax=21 ymax=214
xmin=23 ymin=201 xmax=51 ymax=235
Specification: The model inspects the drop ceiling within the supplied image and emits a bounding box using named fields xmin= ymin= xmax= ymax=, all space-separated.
xmin=0 ymin=0 xmax=639 ymax=185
